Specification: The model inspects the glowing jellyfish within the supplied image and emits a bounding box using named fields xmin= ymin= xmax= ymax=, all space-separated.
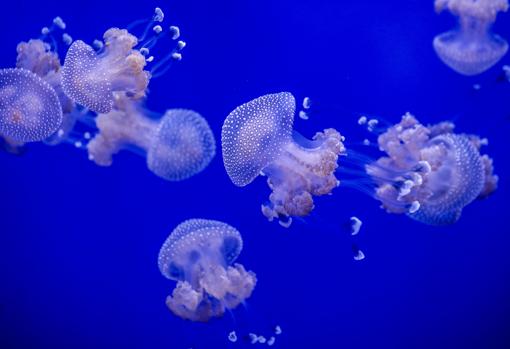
xmin=0 ymin=68 xmax=63 ymax=142
xmin=365 ymin=113 xmax=498 ymax=225
xmin=16 ymin=39 xmax=77 ymax=145
xmin=158 ymin=219 xmax=257 ymax=322
xmin=433 ymin=0 xmax=509 ymax=75
xmin=87 ymin=97 xmax=215 ymax=181
xmin=222 ymin=92 xmax=345 ymax=227
xmin=62 ymin=28 xmax=150 ymax=113
xmin=61 ymin=8 xmax=186 ymax=113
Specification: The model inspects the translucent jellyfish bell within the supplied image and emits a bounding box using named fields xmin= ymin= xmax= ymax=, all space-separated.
xmin=222 ymin=92 xmax=345 ymax=226
xmin=158 ymin=219 xmax=257 ymax=322
xmin=0 ymin=68 xmax=63 ymax=142
xmin=366 ymin=114 xmax=498 ymax=225
xmin=62 ymin=28 xmax=150 ymax=113
xmin=433 ymin=0 xmax=509 ymax=75
xmin=87 ymin=97 xmax=215 ymax=181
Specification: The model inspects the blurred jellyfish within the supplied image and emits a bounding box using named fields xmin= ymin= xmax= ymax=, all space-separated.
xmin=87 ymin=96 xmax=215 ymax=181
xmin=0 ymin=68 xmax=62 ymax=142
xmin=222 ymin=92 xmax=345 ymax=226
xmin=360 ymin=113 xmax=498 ymax=225
xmin=158 ymin=219 xmax=257 ymax=322
xmin=62 ymin=8 xmax=186 ymax=113
xmin=433 ymin=0 xmax=509 ymax=75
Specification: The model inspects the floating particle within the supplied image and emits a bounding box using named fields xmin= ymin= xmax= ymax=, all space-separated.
xmin=228 ymin=331 xmax=238 ymax=343
xmin=350 ymin=216 xmax=362 ymax=236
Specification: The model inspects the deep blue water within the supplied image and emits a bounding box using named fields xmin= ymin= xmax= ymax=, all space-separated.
xmin=1 ymin=1 xmax=510 ymax=348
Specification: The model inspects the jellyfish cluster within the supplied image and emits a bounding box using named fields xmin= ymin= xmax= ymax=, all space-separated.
xmin=0 ymin=8 xmax=214 ymax=181
xmin=0 ymin=3 xmax=503 ymax=337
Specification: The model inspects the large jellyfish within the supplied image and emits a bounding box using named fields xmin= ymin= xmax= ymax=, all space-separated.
xmin=0 ymin=68 xmax=62 ymax=142
xmin=158 ymin=219 xmax=257 ymax=322
xmin=222 ymin=92 xmax=345 ymax=227
xmin=433 ymin=0 xmax=509 ymax=75
xmin=87 ymin=96 xmax=216 ymax=181
xmin=361 ymin=113 xmax=498 ymax=225
xmin=61 ymin=8 xmax=185 ymax=113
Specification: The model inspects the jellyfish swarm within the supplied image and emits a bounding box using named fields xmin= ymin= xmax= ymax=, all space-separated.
xmin=62 ymin=28 xmax=150 ymax=114
xmin=87 ymin=97 xmax=216 ymax=181
xmin=0 ymin=68 xmax=62 ymax=142
xmin=433 ymin=0 xmax=509 ymax=75
xmin=222 ymin=92 xmax=345 ymax=226
xmin=365 ymin=113 xmax=498 ymax=225
xmin=158 ymin=219 xmax=257 ymax=322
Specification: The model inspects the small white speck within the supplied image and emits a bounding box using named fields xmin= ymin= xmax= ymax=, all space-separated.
xmin=350 ymin=216 xmax=362 ymax=236
xmin=228 ymin=331 xmax=237 ymax=343
xmin=298 ymin=110 xmax=309 ymax=120
xmin=302 ymin=96 xmax=311 ymax=109
xmin=353 ymin=249 xmax=365 ymax=261
xmin=358 ymin=116 xmax=367 ymax=125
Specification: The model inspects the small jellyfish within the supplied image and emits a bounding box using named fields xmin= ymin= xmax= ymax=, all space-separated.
xmin=0 ymin=68 xmax=63 ymax=142
xmin=158 ymin=219 xmax=257 ymax=322
xmin=365 ymin=113 xmax=498 ymax=225
xmin=228 ymin=331 xmax=238 ymax=343
xmin=87 ymin=97 xmax=215 ymax=181
xmin=433 ymin=0 xmax=509 ymax=75
xmin=350 ymin=216 xmax=363 ymax=236
xmin=62 ymin=28 xmax=150 ymax=113
xmin=221 ymin=92 xmax=345 ymax=226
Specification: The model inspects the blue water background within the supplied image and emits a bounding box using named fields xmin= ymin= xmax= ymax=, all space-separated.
xmin=1 ymin=1 xmax=510 ymax=348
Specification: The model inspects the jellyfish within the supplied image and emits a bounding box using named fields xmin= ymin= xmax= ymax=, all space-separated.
xmin=433 ymin=0 xmax=509 ymax=75
xmin=61 ymin=8 xmax=186 ymax=113
xmin=358 ymin=113 xmax=498 ymax=225
xmin=221 ymin=92 xmax=345 ymax=227
xmin=0 ymin=68 xmax=63 ymax=142
xmin=16 ymin=39 xmax=77 ymax=145
xmin=158 ymin=219 xmax=257 ymax=322
xmin=87 ymin=96 xmax=216 ymax=181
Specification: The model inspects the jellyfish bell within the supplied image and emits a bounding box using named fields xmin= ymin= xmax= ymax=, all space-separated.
xmin=158 ymin=219 xmax=257 ymax=322
xmin=362 ymin=113 xmax=498 ymax=225
xmin=0 ymin=68 xmax=63 ymax=142
xmin=222 ymin=92 xmax=345 ymax=226
xmin=86 ymin=96 xmax=215 ymax=181
xmin=433 ymin=0 xmax=509 ymax=75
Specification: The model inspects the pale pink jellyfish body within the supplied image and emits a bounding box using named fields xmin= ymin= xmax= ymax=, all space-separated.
xmin=87 ymin=97 xmax=215 ymax=181
xmin=0 ymin=68 xmax=62 ymax=142
xmin=62 ymin=28 xmax=150 ymax=113
xmin=222 ymin=92 xmax=345 ymax=227
xmin=366 ymin=114 xmax=498 ymax=225
xmin=158 ymin=219 xmax=257 ymax=322
xmin=434 ymin=0 xmax=509 ymax=75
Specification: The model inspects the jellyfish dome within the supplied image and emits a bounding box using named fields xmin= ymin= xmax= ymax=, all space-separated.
xmin=433 ymin=0 xmax=509 ymax=75
xmin=0 ymin=68 xmax=63 ymax=142
xmin=87 ymin=97 xmax=215 ymax=181
xmin=158 ymin=219 xmax=257 ymax=322
xmin=366 ymin=113 xmax=498 ymax=225
xmin=222 ymin=92 xmax=345 ymax=226
xmin=62 ymin=28 xmax=150 ymax=113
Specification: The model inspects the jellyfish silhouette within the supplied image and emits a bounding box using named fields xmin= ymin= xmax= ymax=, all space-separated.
xmin=0 ymin=68 xmax=63 ymax=142
xmin=87 ymin=97 xmax=215 ymax=181
xmin=222 ymin=92 xmax=345 ymax=227
xmin=363 ymin=113 xmax=498 ymax=225
xmin=158 ymin=219 xmax=257 ymax=322
xmin=433 ymin=0 xmax=509 ymax=75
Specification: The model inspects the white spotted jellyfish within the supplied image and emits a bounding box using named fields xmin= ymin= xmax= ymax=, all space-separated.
xmin=433 ymin=0 xmax=509 ymax=75
xmin=61 ymin=7 xmax=186 ymax=113
xmin=158 ymin=219 xmax=257 ymax=322
xmin=0 ymin=68 xmax=62 ymax=142
xmin=361 ymin=113 xmax=498 ymax=225
xmin=87 ymin=96 xmax=216 ymax=181
xmin=221 ymin=92 xmax=345 ymax=227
